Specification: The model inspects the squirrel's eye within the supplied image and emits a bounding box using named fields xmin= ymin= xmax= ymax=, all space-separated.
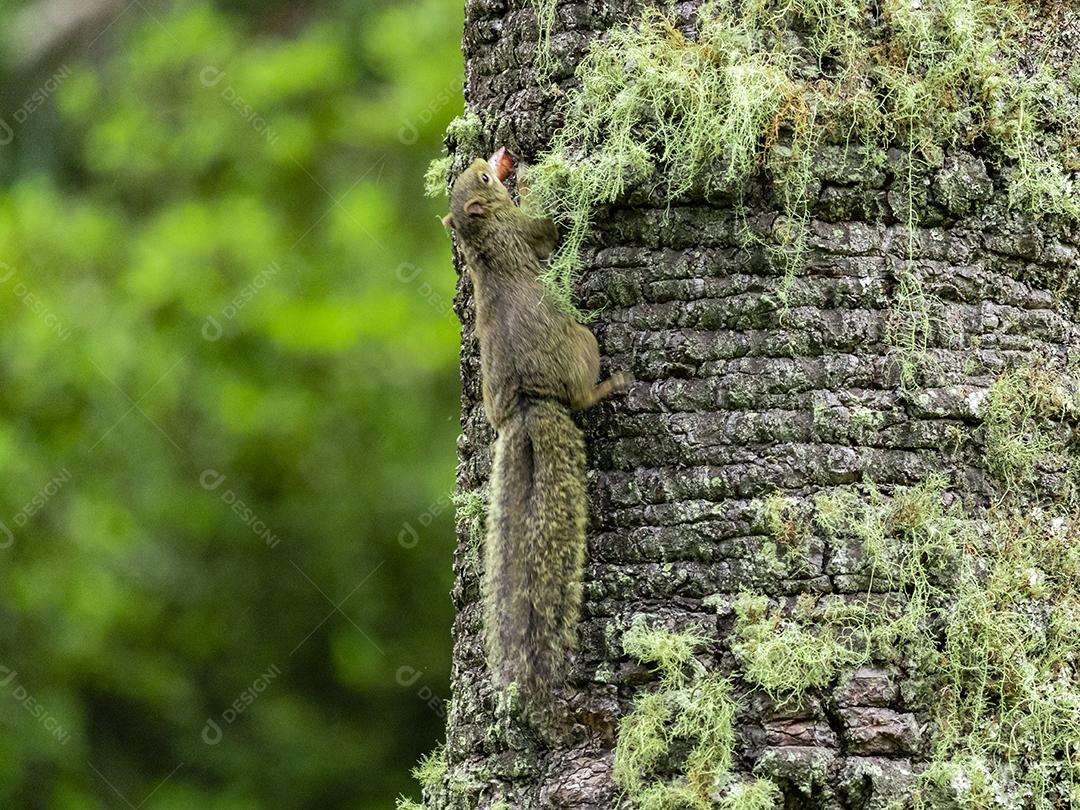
xmin=480 ymin=172 xmax=491 ymax=184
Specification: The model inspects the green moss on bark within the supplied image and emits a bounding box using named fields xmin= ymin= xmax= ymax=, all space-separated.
xmin=453 ymin=486 xmax=488 ymax=575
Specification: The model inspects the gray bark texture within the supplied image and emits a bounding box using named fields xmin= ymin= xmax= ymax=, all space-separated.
xmin=436 ymin=1 xmax=1080 ymax=808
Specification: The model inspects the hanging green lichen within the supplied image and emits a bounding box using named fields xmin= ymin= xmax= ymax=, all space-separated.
xmin=732 ymin=358 xmax=1080 ymax=809
xmin=732 ymin=592 xmax=873 ymax=705
xmin=530 ymin=0 xmax=558 ymax=79
xmin=524 ymin=0 xmax=1079 ymax=315
xmin=717 ymin=778 xmax=784 ymax=810
xmin=615 ymin=620 xmax=746 ymax=809
xmin=753 ymin=492 xmax=815 ymax=572
xmin=396 ymin=743 xmax=447 ymax=810
xmin=398 ymin=736 xmax=498 ymax=810
xmin=424 ymin=111 xmax=486 ymax=198
xmin=982 ymin=360 xmax=1080 ymax=497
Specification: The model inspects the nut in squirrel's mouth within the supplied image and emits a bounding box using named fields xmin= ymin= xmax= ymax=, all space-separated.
xmin=488 ymin=147 xmax=513 ymax=182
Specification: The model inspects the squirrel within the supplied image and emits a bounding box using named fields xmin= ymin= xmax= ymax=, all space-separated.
xmin=442 ymin=148 xmax=631 ymax=704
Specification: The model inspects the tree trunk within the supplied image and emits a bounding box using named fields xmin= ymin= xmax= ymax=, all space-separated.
xmin=432 ymin=1 xmax=1080 ymax=808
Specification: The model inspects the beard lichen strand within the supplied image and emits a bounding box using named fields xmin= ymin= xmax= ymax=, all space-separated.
xmin=424 ymin=110 xmax=486 ymax=199
xmin=614 ymin=619 xmax=771 ymax=810
xmin=529 ymin=0 xmax=557 ymax=80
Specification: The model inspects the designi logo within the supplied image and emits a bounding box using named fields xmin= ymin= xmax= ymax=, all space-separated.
xmin=201 ymin=315 xmax=224 ymax=341
xmin=0 ymin=118 xmax=13 ymax=146
xmin=199 ymin=66 xmax=226 ymax=88
xmin=200 ymin=469 xmax=226 ymax=491
xmin=201 ymin=718 xmax=223 ymax=745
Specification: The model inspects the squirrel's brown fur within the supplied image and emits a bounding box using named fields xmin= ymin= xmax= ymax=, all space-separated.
xmin=444 ymin=157 xmax=630 ymax=702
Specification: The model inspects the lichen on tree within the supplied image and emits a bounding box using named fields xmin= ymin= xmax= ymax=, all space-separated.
xmin=521 ymin=0 xmax=1079 ymax=315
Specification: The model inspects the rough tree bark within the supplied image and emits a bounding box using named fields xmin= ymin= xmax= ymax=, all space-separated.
xmin=434 ymin=1 xmax=1080 ymax=808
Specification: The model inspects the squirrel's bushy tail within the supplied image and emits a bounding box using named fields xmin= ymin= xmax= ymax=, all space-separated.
xmin=484 ymin=397 xmax=586 ymax=701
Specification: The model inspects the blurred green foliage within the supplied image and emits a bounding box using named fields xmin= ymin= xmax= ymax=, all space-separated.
xmin=0 ymin=0 xmax=462 ymax=807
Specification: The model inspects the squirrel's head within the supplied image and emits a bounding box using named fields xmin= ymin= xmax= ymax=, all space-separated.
xmin=442 ymin=148 xmax=514 ymax=232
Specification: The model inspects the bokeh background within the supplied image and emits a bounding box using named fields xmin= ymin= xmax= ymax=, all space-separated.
xmin=0 ymin=0 xmax=463 ymax=806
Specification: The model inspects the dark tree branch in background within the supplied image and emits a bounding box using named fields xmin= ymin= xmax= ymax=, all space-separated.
xmin=9 ymin=0 xmax=124 ymax=68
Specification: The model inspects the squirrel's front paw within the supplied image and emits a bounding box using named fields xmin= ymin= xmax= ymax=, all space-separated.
xmin=609 ymin=371 xmax=634 ymax=393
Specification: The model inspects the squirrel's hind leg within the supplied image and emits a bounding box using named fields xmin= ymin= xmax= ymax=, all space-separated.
xmin=574 ymin=371 xmax=633 ymax=409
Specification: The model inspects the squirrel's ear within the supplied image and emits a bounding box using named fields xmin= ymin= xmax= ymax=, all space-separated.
xmin=441 ymin=213 xmax=454 ymax=228
xmin=464 ymin=195 xmax=488 ymax=217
